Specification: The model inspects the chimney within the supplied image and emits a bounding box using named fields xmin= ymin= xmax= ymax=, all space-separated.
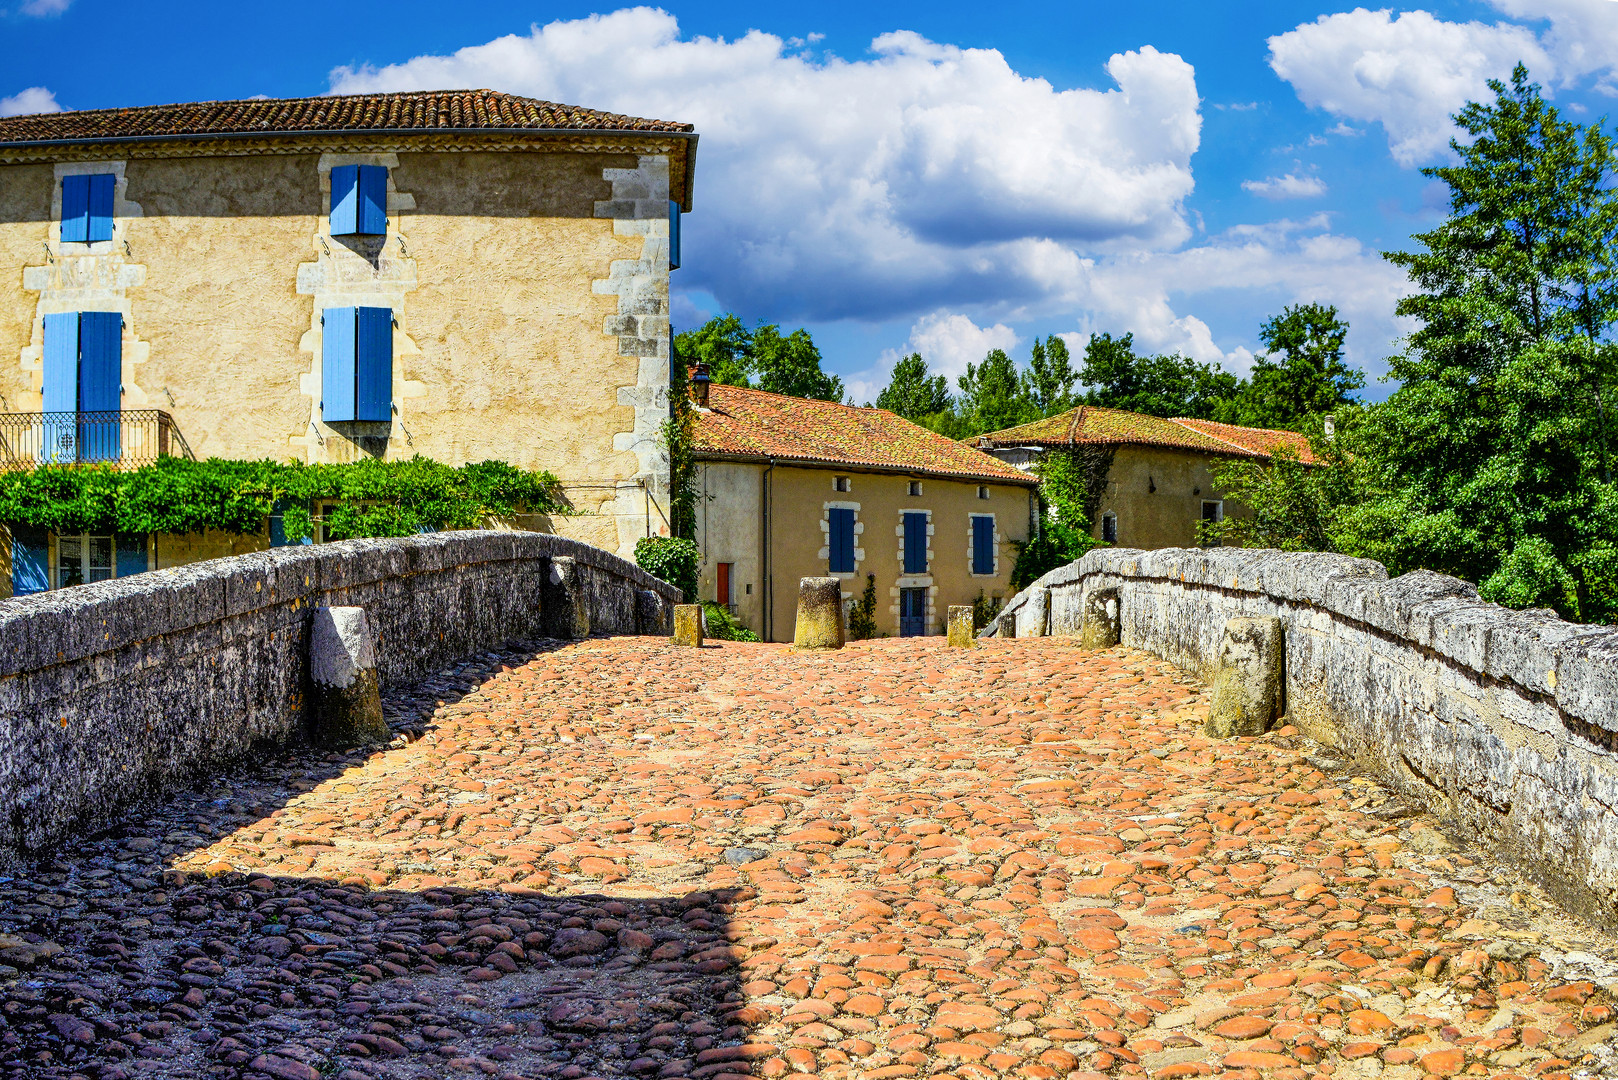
xmin=1323 ymin=413 xmax=1336 ymax=440
xmin=691 ymin=362 xmax=711 ymax=408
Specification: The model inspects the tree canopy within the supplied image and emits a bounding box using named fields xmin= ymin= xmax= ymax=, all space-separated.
xmin=1214 ymin=303 xmax=1364 ymax=431
xmin=674 ymin=315 xmax=844 ymax=402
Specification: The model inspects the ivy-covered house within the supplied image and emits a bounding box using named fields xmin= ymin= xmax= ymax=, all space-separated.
xmin=0 ymin=90 xmax=696 ymax=594
xmin=972 ymin=406 xmax=1314 ymax=549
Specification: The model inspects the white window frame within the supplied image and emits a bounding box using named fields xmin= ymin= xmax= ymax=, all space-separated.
xmin=1101 ymin=511 xmax=1118 ymax=544
xmin=819 ymin=500 xmax=863 ymax=580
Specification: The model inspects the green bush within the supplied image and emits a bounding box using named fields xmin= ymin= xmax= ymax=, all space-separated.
xmin=634 ymin=535 xmax=700 ymax=602
xmin=971 ymin=589 xmax=1003 ymax=631
xmin=848 ymin=573 xmax=879 ymax=640
xmin=701 ymin=601 xmax=760 ymax=642
xmin=0 ymin=455 xmax=567 ymax=541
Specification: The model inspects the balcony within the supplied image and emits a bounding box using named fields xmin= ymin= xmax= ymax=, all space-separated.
xmin=0 ymin=410 xmax=194 ymax=470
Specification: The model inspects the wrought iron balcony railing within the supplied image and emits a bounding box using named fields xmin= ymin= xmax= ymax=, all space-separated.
xmin=0 ymin=410 xmax=194 ymax=470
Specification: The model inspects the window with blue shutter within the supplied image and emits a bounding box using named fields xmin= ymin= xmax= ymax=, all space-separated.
xmin=115 ymin=534 xmax=147 ymax=579
xmin=829 ymin=507 xmax=855 ymax=573
xmin=669 ymin=199 xmax=681 ymax=270
xmin=903 ymin=512 xmax=928 ymax=574
xmin=972 ymin=516 xmax=995 ymax=574
xmin=59 ymin=174 xmax=115 ymax=243
xmin=11 ymin=525 xmax=49 ymax=596
xmin=322 ymin=307 xmax=392 ymax=423
xmin=330 ymin=164 xmax=388 ymax=236
xmin=77 ymin=312 xmax=122 ymax=462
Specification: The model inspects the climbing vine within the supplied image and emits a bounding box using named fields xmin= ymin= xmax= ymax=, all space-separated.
xmin=664 ymin=346 xmax=700 ymax=541
xmin=1010 ymin=445 xmax=1115 ymax=588
xmin=0 ymin=456 xmax=568 ymax=542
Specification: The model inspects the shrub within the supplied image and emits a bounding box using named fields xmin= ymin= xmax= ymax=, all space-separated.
xmin=634 ymin=535 xmax=700 ymax=602
xmin=701 ymin=601 xmax=760 ymax=642
xmin=971 ymin=589 xmax=1003 ymax=631
xmin=848 ymin=572 xmax=879 ymax=640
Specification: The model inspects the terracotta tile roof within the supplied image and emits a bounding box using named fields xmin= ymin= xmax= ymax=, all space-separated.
xmin=972 ymin=406 xmax=1317 ymax=462
xmin=693 ymin=384 xmax=1036 ymax=486
xmin=0 ymin=89 xmax=694 ymax=145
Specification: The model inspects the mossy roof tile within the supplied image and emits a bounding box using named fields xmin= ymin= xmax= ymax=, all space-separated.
xmin=972 ymin=405 xmax=1316 ymax=463
xmin=693 ymin=385 xmax=1036 ymax=486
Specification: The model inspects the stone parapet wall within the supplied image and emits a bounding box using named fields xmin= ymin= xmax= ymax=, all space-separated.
xmin=990 ymin=547 xmax=1618 ymax=924
xmin=0 ymin=530 xmax=678 ymax=862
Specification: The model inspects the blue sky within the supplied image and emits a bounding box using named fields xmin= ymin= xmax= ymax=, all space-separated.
xmin=5 ymin=0 xmax=1618 ymax=404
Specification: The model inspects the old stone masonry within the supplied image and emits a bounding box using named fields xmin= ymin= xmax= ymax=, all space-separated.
xmin=3 ymin=634 xmax=1617 ymax=1080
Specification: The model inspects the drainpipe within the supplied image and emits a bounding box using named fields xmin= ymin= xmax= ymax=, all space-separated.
xmin=763 ymin=458 xmax=775 ymax=642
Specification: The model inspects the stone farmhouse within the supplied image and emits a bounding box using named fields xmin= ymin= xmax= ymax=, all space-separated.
xmin=690 ymin=379 xmax=1037 ymax=641
xmin=972 ymin=405 xmax=1314 ymax=549
xmin=0 ymin=90 xmax=695 ymax=594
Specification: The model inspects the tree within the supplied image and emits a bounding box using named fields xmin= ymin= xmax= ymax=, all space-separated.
xmin=751 ymin=324 xmax=845 ymax=402
xmin=1024 ymin=335 xmax=1078 ymax=416
xmin=875 ymin=352 xmax=951 ymax=420
xmin=675 ymin=314 xmax=754 ymax=387
xmin=1078 ymin=332 xmax=1238 ymax=419
xmin=957 ymin=349 xmax=1032 ymax=436
xmin=1209 ymin=68 xmax=1618 ymax=623
xmin=1217 ymin=303 xmax=1364 ymax=431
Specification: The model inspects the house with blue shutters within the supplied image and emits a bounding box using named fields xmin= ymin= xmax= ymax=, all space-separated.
xmin=688 ymin=381 xmax=1037 ymax=642
xmin=0 ymin=90 xmax=697 ymax=594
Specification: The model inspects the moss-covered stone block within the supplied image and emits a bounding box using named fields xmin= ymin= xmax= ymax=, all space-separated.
xmin=793 ymin=577 xmax=845 ymax=650
xmin=1205 ymin=616 xmax=1284 ymax=737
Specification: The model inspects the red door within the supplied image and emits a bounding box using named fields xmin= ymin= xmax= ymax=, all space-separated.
xmin=717 ymin=562 xmax=732 ymax=606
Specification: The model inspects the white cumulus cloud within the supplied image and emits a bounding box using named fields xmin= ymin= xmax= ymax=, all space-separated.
xmin=1269 ymin=3 xmax=1618 ymax=167
xmin=329 ymin=7 xmax=1203 ymax=323
xmin=20 ymin=0 xmax=70 ymax=14
xmin=1242 ymin=173 xmax=1328 ymax=199
xmin=850 ymin=312 xmax=1020 ymax=405
xmin=0 ymin=86 xmax=61 ymax=117
xmin=1268 ymin=9 xmax=1550 ymax=166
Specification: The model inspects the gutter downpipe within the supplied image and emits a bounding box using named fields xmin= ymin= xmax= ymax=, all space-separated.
xmin=763 ymin=458 xmax=775 ymax=643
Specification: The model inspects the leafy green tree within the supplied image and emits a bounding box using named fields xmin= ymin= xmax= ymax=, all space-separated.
xmin=1024 ymin=335 xmax=1078 ymax=417
xmin=1078 ymin=332 xmax=1238 ymax=419
xmin=1217 ymin=303 xmax=1364 ymax=431
xmin=752 ymin=324 xmax=845 ymax=402
xmin=1009 ymin=446 xmax=1112 ymax=588
xmin=675 ymin=314 xmax=754 ymax=387
xmin=875 ymin=352 xmax=951 ymax=421
xmin=957 ymin=349 xmax=1033 ymax=436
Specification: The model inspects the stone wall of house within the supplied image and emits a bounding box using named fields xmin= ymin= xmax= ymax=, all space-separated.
xmin=0 ymin=530 xmax=678 ymax=863
xmin=989 ymin=547 xmax=1618 ymax=925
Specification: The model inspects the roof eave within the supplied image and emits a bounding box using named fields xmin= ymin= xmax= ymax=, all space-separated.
xmin=692 ymin=449 xmax=1037 ymax=487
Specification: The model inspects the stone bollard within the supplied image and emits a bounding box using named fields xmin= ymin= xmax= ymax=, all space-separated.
xmin=793 ymin=577 xmax=845 ymax=650
xmin=1020 ymin=588 xmax=1050 ymax=638
xmin=544 ymin=556 xmax=591 ymax=640
xmin=1205 ymin=616 xmax=1285 ymax=737
xmin=672 ymin=604 xmax=704 ymax=646
xmin=947 ymin=605 xmax=975 ymax=648
xmin=1081 ymin=587 xmax=1121 ymax=650
xmin=308 ymin=606 xmax=390 ymax=748
xmin=995 ymin=609 xmax=1016 ymax=639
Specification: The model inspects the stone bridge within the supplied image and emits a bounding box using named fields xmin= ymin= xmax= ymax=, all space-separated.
xmin=2 ymin=542 xmax=1617 ymax=1080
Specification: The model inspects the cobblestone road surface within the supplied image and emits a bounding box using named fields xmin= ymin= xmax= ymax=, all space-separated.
xmin=2 ymin=636 xmax=1616 ymax=1080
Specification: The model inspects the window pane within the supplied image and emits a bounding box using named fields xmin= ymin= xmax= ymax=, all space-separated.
xmin=58 ymin=536 xmax=83 ymax=587
xmin=88 ymin=535 xmax=113 ymax=581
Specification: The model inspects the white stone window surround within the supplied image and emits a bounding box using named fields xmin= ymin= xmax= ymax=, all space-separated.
xmin=894 ymin=507 xmax=934 ymax=575
xmin=819 ymin=499 xmax=863 ymax=581
xmin=19 ymin=161 xmax=150 ymax=415
xmin=968 ymin=511 xmax=1000 ymax=578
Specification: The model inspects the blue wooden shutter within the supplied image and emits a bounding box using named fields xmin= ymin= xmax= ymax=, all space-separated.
xmin=41 ymin=313 xmax=79 ymax=463
xmin=330 ymin=165 xmax=360 ymax=236
xmin=354 ymin=307 xmax=392 ymax=421
xmin=829 ymin=508 xmax=855 ymax=573
xmin=972 ymin=517 xmax=994 ymax=574
xmin=669 ymin=200 xmax=681 ymax=270
xmin=60 ymin=176 xmax=90 ymax=243
xmin=11 ymin=525 xmax=50 ymax=595
xmin=904 ymin=512 xmax=927 ymax=574
xmin=358 ymin=166 xmax=388 ymax=235
xmin=87 ymin=174 xmax=115 ymax=242
xmin=77 ymin=311 xmax=122 ymax=461
xmin=321 ymin=307 xmax=358 ymax=421
xmin=115 ymin=534 xmax=147 ymax=578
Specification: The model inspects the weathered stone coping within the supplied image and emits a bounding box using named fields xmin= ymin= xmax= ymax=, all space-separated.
xmin=989 ymin=547 xmax=1618 ymax=924
xmin=0 ymin=530 xmax=679 ymax=862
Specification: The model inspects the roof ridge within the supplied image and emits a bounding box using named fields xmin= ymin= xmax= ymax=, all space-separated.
xmin=1067 ymin=405 xmax=1086 ymax=445
xmin=1167 ymin=417 xmax=1261 ymax=457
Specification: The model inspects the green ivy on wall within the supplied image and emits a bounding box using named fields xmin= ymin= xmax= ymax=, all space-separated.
xmin=0 ymin=456 xmax=568 ymax=542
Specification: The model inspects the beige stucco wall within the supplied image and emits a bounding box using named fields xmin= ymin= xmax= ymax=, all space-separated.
xmin=696 ymin=460 xmax=1034 ymax=642
xmin=1091 ymin=445 xmax=1251 ymax=549
xmin=694 ymin=461 xmax=766 ymax=634
xmin=0 ymin=142 xmax=675 ymax=560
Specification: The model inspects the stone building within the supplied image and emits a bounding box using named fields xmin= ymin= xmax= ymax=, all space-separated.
xmin=0 ymin=90 xmax=696 ymax=593
xmin=972 ymin=406 xmax=1314 ymax=550
xmin=691 ymin=382 xmax=1038 ymax=641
